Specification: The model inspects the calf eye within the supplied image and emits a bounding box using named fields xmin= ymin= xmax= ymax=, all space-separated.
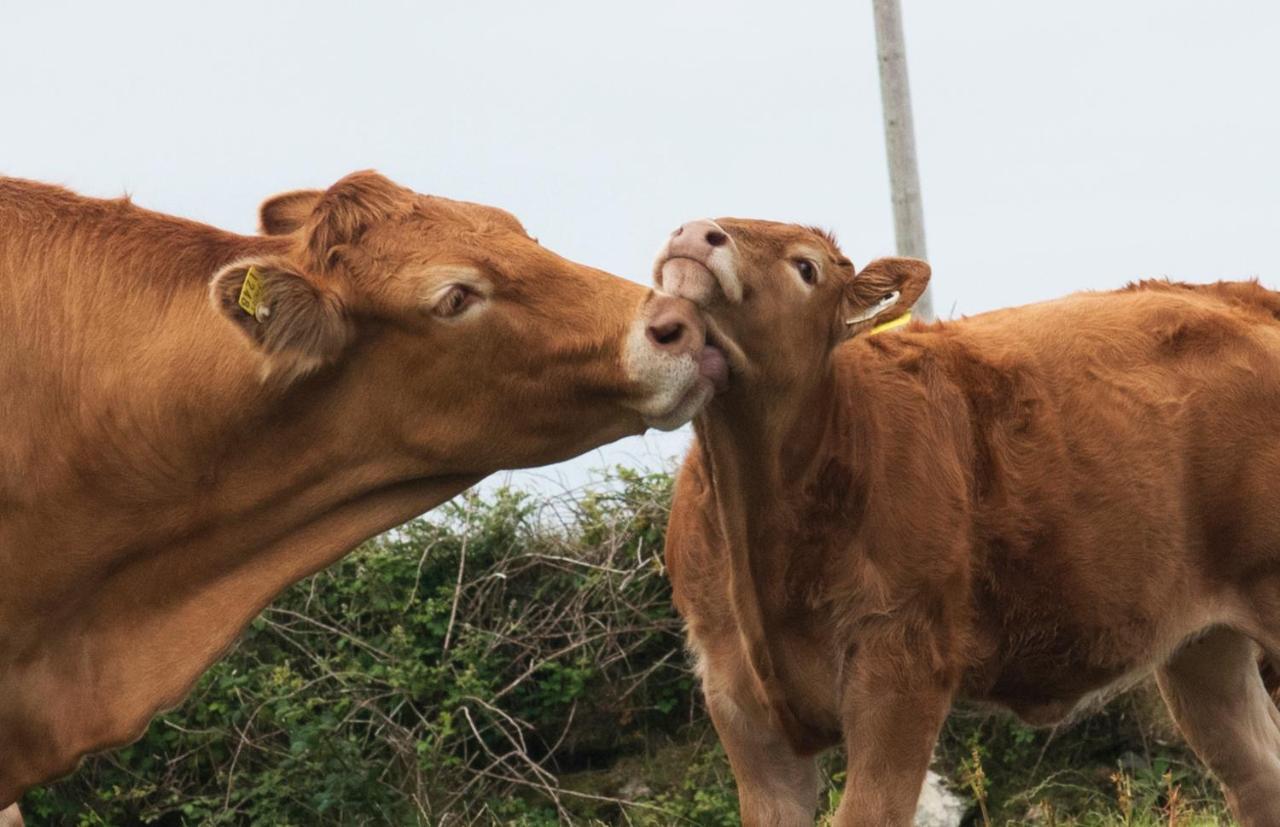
xmin=795 ymin=259 xmax=818 ymax=285
xmin=433 ymin=284 xmax=478 ymax=318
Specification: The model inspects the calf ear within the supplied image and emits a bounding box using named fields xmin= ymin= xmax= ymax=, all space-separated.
xmin=840 ymin=257 xmax=931 ymax=340
xmin=209 ymin=260 xmax=352 ymax=383
xmin=260 ymin=189 xmax=323 ymax=236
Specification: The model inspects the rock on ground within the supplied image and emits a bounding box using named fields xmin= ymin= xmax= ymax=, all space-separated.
xmin=915 ymin=771 xmax=965 ymax=827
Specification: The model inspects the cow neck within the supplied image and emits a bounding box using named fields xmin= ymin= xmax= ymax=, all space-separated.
xmin=0 ymin=238 xmax=484 ymax=804
xmin=693 ymin=367 xmax=844 ymax=748
xmin=21 ymin=247 xmax=473 ymax=604
xmin=26 ymin=262 xmax=487 ymax=635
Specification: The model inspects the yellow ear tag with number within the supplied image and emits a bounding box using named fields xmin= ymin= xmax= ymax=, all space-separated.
xmin=237 ymin=266 xmax=264 ymax=317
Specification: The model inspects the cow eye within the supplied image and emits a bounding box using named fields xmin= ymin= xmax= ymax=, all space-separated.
xmin=433 ymin=284 xmax=478 ymax=318
xmin=795 ymin=259 xmax=818 ymax=285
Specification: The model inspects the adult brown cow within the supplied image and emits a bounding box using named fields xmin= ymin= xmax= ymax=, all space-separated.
xmin=656 ymin=217 xmax=1280 ymax=826
xmin=0 ymin=172 xmax=727 ymax=810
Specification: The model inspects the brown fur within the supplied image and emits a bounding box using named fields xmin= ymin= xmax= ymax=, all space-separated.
xmin=0 ymin=172 xmax=695 ymax=805
xmin=659 ymin=219 xmax=1280 ymax=826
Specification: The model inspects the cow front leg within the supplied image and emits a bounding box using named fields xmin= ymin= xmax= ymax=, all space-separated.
xmin=832 ymin=652 xmax=953 ymax=827
xmin=706 ymin=690 xmax=819 ymax=827
xmin=697 ymin=638 xmax=820 ymax=826
xmin=0 ymin=803 xmax=23 ymax=827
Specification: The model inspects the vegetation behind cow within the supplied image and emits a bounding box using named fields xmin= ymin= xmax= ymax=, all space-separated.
xmin=28 ymin=471 xmax=1232 ymax=825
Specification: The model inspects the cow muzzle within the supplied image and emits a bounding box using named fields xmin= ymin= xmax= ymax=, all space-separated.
xmin=653 ymin=219 xmax=743 ymax=306
xmin=623 ymin=292 xmax=728 ymax=430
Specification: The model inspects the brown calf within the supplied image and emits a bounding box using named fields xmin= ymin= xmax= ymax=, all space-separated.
xmin=657 ymin=217 xmax=1280 ymax=826
xmin=0 ymin=173 xmax=726 ymax=805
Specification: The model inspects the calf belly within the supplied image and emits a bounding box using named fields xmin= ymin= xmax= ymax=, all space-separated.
xmin=966 ymin=595 xmax=1238 ymax=726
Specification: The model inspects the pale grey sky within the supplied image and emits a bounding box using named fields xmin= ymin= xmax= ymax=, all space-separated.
xmin=6 ymin=1 xmax=1278 ymax=490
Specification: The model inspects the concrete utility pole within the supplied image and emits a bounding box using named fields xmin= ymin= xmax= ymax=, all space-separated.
xmin=872 ymin=0 xmax=934 ymax=320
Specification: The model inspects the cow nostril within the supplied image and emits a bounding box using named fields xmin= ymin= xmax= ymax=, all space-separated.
xmin=648 ymin=320 xmax=686 ymax=348
xmin=672 ymin=226 xmax=684 ymax=237
xmin=705 ymin=230 xmax=727 ymax=247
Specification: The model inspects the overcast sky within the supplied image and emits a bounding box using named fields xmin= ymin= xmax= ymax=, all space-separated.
xmin=6 ymin=1 xmax=1278 ymax=492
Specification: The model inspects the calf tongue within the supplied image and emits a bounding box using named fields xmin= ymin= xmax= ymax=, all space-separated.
xmin=661 ymin=257 xmax=719 ymax=306
xmin=698 ymin=344 xmax=729 ymax=392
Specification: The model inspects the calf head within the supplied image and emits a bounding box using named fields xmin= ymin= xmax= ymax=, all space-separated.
xmin=209 ymin=171 xmax=725 ymax=472
xmin=653 ymin=218 xmax=930 ymax=397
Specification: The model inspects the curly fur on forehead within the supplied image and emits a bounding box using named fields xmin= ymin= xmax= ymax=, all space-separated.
xmin=805 ymin=226 xmax=854 ymax=269
xmin=805 ymin=226 xmax=841 ymax=249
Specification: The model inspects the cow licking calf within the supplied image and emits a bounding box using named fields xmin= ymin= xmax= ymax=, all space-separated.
xmin=658 ymin=218 xmax=1280 ymax=826
xmin=0 ymin=173 xmax=727 ymax=809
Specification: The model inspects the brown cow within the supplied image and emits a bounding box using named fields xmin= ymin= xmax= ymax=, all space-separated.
xmin=0 ymin=173 xmax=727 ymax=808
xmin=657 ymin=217 xmax=1280 ymax=826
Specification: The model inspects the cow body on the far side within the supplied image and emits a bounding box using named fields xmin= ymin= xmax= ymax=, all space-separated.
xmin=656 ymin=216 xmax=1280 ymax=826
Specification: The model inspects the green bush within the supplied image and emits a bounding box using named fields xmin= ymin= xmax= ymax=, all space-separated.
xmin=25 ymin=470 xmax=1231 ymax=825
xmin=28 ymin=471 xmax=692 ymax=825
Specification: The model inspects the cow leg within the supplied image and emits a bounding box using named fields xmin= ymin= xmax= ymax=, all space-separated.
xmin=705 ymin=695 xmax=819 ymax=826
xmin=832 ymin=661 xmax=952 ymax=826
xmin=0 ymin=804 xmax=23 ymax=827
xmin=1157 ymin=626 xmax=1280 ymax=827
xmin=698 ymin=645 xmax=819 ymax=826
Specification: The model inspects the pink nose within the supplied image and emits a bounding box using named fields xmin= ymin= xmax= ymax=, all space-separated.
xmin=669 ymin=219 xmax=731 ymax=258
xmin=643 ymin=293 xmax=706 ymax=357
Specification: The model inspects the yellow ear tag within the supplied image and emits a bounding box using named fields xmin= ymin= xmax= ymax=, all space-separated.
xmin=870 ymin=312 xmax=911 ymax=336
xmin=237 ymin=266 xmax=264 ymax=317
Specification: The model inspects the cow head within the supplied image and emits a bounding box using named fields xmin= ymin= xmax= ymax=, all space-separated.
xmin=653 ymin=218 xmax=929 ymax=395
xmin=209 ymin=171 xmax=726 ymax=471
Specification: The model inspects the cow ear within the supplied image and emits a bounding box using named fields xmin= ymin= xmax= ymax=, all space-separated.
xmin=259 ymin=189 xmax=323 ymax=236
xmin=209 ymin=260 xmax=352 ymax=383
xmin=840 ymin=257 xmax=931 ymax=341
